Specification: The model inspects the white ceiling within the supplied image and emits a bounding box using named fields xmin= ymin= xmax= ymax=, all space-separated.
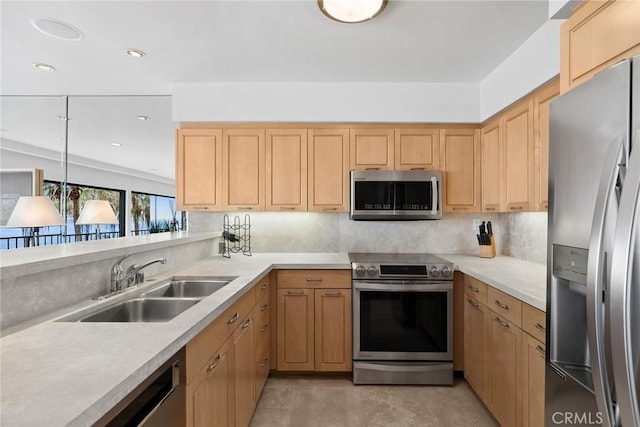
xmin=0 ymin=0 xmax=550 ymax=181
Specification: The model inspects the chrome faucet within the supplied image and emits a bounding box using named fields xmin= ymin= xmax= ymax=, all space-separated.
xmin=110 ymin=254 xmax=167 ymax=292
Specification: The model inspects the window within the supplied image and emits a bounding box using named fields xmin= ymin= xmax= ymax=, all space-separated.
xmin=131 ymin=192 xmax=184 ymax=236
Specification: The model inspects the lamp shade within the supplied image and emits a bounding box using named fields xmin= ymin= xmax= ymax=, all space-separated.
xmin=76 ymin=200 xmax=119 ymax=225
xmin=318 ymin=0 xmax=387 ymax=23
xmin=5 ymin=196 xmax=64 ymax=228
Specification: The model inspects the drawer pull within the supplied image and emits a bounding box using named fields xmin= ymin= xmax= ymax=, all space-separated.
xmin=241 ymin=319 xmax=251 ymax=329
xmin=207 ymin=354 xmax=224 ymax=373
xmin=494 ymin=317 xmax=510 ymax=328
xmin=259 ymin=323 xmax=269 ymax=332
xmin=322 ymin=207 xmax=338 ymax=211
xmin=260 ymin=358 xmax=269 ymax=368
xmin=534 ymin=323 xmax=546 ymax=333
xmin=494 ymin=300 xmax=509 ymax=310
xmin=536 ymin=345 xmax=546 ymax=356
xmin=260 ymin=282 xmax=268 ymax=290
xmin=453 ymin=207 xmax=468 ymax=211
xmin=485 ymin=207 xmax=496 ymax=211
xmin=227 ymin=313 xmax=239 ymax=324
xmin=260 ymin=303 xmax=268 ymax=312
xmin=324 ymin=291 xmax=342 ymax=296
xmin=510 ymin=206 xmax=523 ymax=211
xmin=468 ymin=286 xmax=479 ymax=293
xmin=410 ymin=167 xmax=425 ymax=171
xmin=467 ymin=298 xmax=479 ymax=308
xmin=279 ymin=207 xmax=295 ymax=211
xmin=305 ymin=277 xmax=323 ymax=282
xmin=365 ymin=167 xmax=380 ymax=170
xmin=237 ymin=207 xmax=253 ymax=210
xmin=287 ymin=290 xmax=305 ymax=295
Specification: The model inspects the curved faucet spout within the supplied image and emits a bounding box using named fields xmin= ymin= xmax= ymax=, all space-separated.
xmin=116 ymin=258 xmax=167 ymax=291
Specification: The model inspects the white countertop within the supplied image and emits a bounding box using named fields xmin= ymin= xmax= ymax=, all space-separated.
xmin=0 ymin=252 xmax=546 ymax=426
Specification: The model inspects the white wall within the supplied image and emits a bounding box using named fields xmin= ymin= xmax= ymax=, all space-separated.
xmin=549 ymin=0 xmax=580 ymax=19
xmin=173 ymin=82 xmax=481 ymax=123
xmin=480 ymin=20 xmax=563 ymax=120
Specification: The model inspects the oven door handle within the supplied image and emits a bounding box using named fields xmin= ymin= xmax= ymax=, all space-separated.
xmin=353 ymin=282 xmax=452 ymax=292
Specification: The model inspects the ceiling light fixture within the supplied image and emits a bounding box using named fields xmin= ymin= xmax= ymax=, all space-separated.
xmin=126 ymin=49 xmax=146 ymax=58
xmin=137 ymin=115 xmax=150 ymax=121
xmin=31 ymin=19 xmax=84 ymax=41
xmin=318 ymin=0 xmax=387 ymax=23
xmin=110 ymin=142 xmax=122 ymax=147
xmin=33 ymin=62 xmax=55 ymax=71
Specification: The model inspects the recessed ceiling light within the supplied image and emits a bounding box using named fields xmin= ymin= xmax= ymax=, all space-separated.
xmin=31 ymin=19 xmax=84 ymax=41
xmin=33 ymin=63 xmax=55 ymax=71
xmin=137 ymin=115 xmax=151 ymax=121
xmin=318 ymin=0 xmax=387 ymax=23
xmin=110 ymin=142 xmax=122 ymax=147
xmin=126 ymin=49 xmax=146 ymax=58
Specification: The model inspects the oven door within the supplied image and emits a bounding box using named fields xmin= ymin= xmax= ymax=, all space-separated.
xmin=353 ymin=280 xmax=453 ymax=361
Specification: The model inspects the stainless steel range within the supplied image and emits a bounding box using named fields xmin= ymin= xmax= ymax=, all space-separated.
xmin=350 ymin=253 xmax=454 ymax=385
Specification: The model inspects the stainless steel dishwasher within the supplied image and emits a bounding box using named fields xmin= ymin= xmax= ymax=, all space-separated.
xmin=95 ymin=348 xmax=185 ymax=427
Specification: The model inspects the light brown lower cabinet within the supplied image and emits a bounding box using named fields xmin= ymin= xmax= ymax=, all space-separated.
xmin=314 ymin=289 xmax=352 ymax=372
xmin=522 ymin=334 xmax=545 ymax=427
xmin=234 ymin=313 xmax=256 ymax=427
xmin=463 ymin=294 xmax=488 ymax=402
xmin=276 ymin=288 xmax=315 ymax=371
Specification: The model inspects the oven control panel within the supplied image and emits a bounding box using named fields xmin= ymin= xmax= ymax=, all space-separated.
xmin=351 ymin=263 xmax=453 ymax=280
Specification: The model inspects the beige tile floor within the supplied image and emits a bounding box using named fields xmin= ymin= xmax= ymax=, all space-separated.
xmin=249 ymin=375 xmax=499 ymax=427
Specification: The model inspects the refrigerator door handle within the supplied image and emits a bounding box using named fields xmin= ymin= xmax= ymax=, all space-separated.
xmin=610 ymin=138 xmax=640 ymax=427
xmin=587 ymin=136 xmax=624 ymax=427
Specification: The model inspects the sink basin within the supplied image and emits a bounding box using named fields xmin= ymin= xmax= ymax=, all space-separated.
xmin=77 ymin=298 xmax=201 ymax=322
xmin=140 ymin=277 xmax=235 ymax=299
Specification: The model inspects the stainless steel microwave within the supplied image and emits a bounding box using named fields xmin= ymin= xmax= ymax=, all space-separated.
xmin=350 ymin=170 xmax=442 ymax=220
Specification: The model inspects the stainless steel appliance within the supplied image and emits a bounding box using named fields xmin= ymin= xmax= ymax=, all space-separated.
xmin=547 ymin=56 xmax=640 ymax=426
xmin=350 ymin=170 xmax=442 ymax=220
xmin=350 ymin=253 xmax=454 ymax=385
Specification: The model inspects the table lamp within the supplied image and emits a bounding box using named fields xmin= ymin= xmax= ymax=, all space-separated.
xmin=76 ymin=200 xmax=119 ymax=240
xmin=6 ymin=196 xmax=65 ymax=247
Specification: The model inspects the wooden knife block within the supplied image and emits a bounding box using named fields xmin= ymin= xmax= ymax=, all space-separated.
xmin=478 ymin=235 xmax=496 ymax=258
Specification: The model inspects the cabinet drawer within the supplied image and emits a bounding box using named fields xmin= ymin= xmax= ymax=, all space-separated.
xmin=277 ymin=269 xmax=351 ymax=289
xmin=464 ymin=275 xmax=488 ymax=305
xmin=488 ymin=287 xmax=522 ymax=327
xmin=186 ymin=288 xmax=255 ymax=384
xmin=522 ymin=303 xmax=546 ymax=344
xmin=254 ymin=274 xmax=270 ymax=302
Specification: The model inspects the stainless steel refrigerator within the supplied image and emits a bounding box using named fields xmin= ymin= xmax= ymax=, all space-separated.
xmin=547 ymin=56 xmax=640 ymax=426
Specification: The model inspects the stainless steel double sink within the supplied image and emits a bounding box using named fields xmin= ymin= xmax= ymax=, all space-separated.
xmin=64 ymin=277 xmax=236 ymax=323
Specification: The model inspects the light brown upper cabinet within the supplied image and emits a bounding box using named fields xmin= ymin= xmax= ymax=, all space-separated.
xmin=176 ymin=128 xmax=223 ymax=211
xmin=481 ymin=119 xmax=503 ymax=213
xmin=308 ymin=129 xmax=350 ymax=212
xmin=265 ymin=129 xmax=308 ymax=211
xmin=394 ymin=128 xmax=440 ymax=171
xmin=350 ymin=128 xmax=395 ymax=170
xmin=222 ymin=129 xmax=265 ymax=211
xmin=440 ymin=128 xmax=482 ymax=213
xmin=533 ymin=79 xmax=559 ymax=212
xmin=503 ymin=99 xmax=534 ymax=212
xmin=561 ymin=0 xmax=640 ymax=93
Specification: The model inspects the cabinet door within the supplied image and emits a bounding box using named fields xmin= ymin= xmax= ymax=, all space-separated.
xmin=187 ymin=339 xmax=232 ymax=427
xmin=314 ymin=289 xmax=352 ymax=372
xmin=350 ymin=129 xmax=394 ymax=170
xmin=523 ymin=335 xmax=545 ymax=427
xmin=481 ymin=119 xmax=503 ymax=213
xmin=233 ymin=315 xmax=255 ymax=427
xmin=440 ymin=128 xmax=481 ymax=213
xmin=277 ymin=288 xmax=314 ymax=371
xmin=266 ymin=129 xmax=307 ymax=211
xmin=176 ymin=128 xmax=223 ymax=211
xmin=394 ymin=128 xmax=440 ymax=171
xmin=222 ymin=129 xmax=265 ymax=211
xmin=308 ymin=129 xmax=350 ymax=212
xmin=533 ymin=79 xmax=559 ymax=212
xmin=503 ymin=99 xmax=534 ymax=212
xmin=464 ymin=295 xmax=488 ymax=402
xmin=488 ymin=312 xmax=523 ymax=427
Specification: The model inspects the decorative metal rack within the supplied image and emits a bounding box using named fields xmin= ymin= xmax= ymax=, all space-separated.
xmin=222 ymin=214 xmax=251 ymax=258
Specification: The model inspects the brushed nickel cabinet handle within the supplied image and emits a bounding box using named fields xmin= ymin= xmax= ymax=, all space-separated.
xmin=305 ymin=277 xmax=323 ymax=282
xmin=467 ymin=298 xmax=479 ymax=308
xmin=260 ymin=304 xmax=268 ymax=312
xmin=485 ymin=207 xmax=496 ymax=211
xmin=468 ymin=286 xmax=479 ymax=293
xmin=260 ymin=283 xmax=268 ymax=290
xmin=534 ymin=323 xmax=546 ymax=333
xmin=510 ymin=206 xmax=523 ymax=211
xmin=259 ymin=324 xmax=268 ymax=332
xmin=324 ymin=291 xmax=342 ymax=296
xmin=207 ymin=354 xmax=224 ymax=373
xmin=287 ymin=290 xmax=305 ymax=295
xmin=260 ymin=358 xmax=269 ymax=368
xmin=453 ymin=207 xmax=468 ymax=211
xmin=227 ymin=313 xmax=239 ymax=324
xmin=410 ymin=167 xmax=425 ymax=170
xmin=279 ymin=207 xmax=295 ymax=211
xmin=536 ymin=345 xmax=546 ymax=356
xmin=322 ymin=207 xmax=338 ymax=211
xmin=494 ymin=300 xmax=509 ymax=310
xmin=494 ymin=317 xmax=510 ymax=328
xmin=237 ymin=207 xmax=253 ymax=210
xmin=365 ymin=167 xmax=380 ymax=170
xmin=241 ymin=319 xmax=251 ymax=329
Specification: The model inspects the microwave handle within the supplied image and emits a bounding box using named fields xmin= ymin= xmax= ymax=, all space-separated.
xmin=431 ymin=176 xmax=438 ymax=215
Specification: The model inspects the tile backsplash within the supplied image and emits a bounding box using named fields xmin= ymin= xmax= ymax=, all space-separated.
xmin=189 ymin=211 xmax=547 ymax=264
